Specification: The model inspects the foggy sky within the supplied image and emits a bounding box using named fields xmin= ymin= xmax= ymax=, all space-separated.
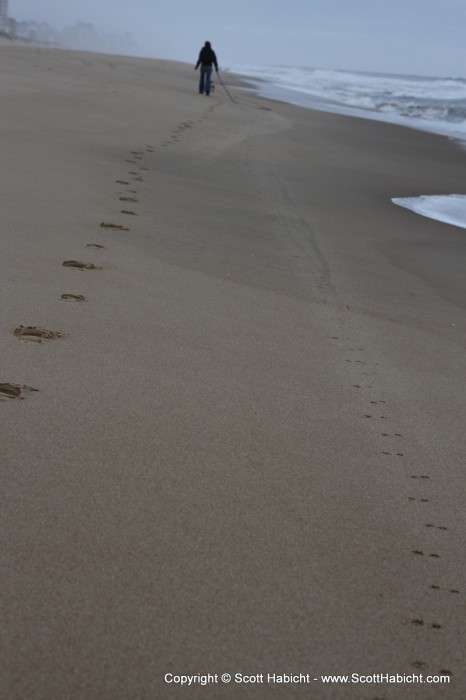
xmin=11 ymin=0 xmax=466 ymax=77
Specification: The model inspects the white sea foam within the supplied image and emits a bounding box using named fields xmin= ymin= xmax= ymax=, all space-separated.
xmin=392 ymin=195 xmax=466 ymax=230
xmin=228 ymin=65 xmax=466 ymax=143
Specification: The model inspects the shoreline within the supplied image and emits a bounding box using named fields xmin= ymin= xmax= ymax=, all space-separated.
xmin=226 ymin=69 xmax=466 ymax=149
xmin=2 ymin=36 xmax=464 ymax=147
xmin=1 ymin=46 xmax=465 ymax=699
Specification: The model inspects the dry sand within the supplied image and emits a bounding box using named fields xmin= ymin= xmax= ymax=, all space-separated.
xmin=1 ymin=46 xmax=465 ymax=699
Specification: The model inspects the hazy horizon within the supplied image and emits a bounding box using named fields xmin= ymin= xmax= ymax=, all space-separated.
xmin=10 ymin=0 xmax=466 ymax=79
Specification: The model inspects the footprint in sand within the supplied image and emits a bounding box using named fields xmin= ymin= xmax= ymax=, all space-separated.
xmin=431 ymin=585 xmax=460 ymax=594
xmin=411 ymin=550 xmax=440 ymax=558
xmin=100 ymin=222 xmax=129 ymax=231
xmin=425 ymin=524 xmax=448 ymax=530
xmin=0 ymin=383 xmax=39 ymax=401
xmin=411 ymin=619 xmax=424 ymax=626
xmin=61 ymin=293 xmax=86 ymax=302
xmin=14 ymin=326 xmax=66 ymax=343
xmin=63 ymin=260 xmax=102 ymax=270
xmin=119 ymin=196 xmax=138 ymax=203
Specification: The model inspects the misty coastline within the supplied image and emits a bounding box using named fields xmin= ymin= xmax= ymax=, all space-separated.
xmin=0 ymin=13 xmax=135 ymax=56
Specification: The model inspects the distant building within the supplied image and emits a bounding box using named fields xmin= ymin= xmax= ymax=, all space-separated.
xmin=0 ymin=0 xmax=9 ymax=33
xmin=3 ymin=9 xmax=134 ymax=53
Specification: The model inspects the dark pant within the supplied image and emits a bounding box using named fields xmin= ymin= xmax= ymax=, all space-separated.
xmin=199 ymin=66 xmax=213 ymax=95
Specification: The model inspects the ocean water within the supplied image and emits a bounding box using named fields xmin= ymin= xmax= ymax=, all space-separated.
xmin=228 ymin=65 xmax=466 ymax=143
xmin=392 ymin=195 xmax=466 ymax=230
xmin=227 ymin=65 xmax=466 ymax=231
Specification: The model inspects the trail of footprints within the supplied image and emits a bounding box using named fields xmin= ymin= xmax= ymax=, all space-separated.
xmin=161 ymin=107 xmax=217 ymax=148
xmin=1 ymin=115 xmax=459 ymax=694
xmin=328 ymin=330 xmax=460 ymax=680
xmin=162 ymin=120 xmax=194 ymax=147
xmin=2 ymin=141 xmax=155 ymax=400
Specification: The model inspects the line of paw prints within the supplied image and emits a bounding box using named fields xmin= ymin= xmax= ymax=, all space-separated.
xmin=2 ymin=144 xmax=154 ymax=401
xmin=328 ymin=332 xmax=459 ymax=679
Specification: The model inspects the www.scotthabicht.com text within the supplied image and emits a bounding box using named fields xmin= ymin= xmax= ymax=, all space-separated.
xmin=164 ymin=672 xmax=451 ymax=686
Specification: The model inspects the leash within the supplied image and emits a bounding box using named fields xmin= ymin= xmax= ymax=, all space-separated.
xmin=217 ymin=71 xmax=237 ymax=104
xmin=215 ymin=70 xmax=273 ymax=112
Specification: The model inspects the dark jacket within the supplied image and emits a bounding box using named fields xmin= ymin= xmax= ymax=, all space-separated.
xmin=196 ymin=46 xmax=218 ymax=70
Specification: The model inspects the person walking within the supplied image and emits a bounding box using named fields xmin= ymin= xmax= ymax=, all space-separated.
xmin=195 ymin=41 xmax=218 ymax=96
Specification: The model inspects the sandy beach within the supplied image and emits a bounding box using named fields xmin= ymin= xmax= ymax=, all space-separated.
xmin=1 ymin=46 xmax=465 ymax=699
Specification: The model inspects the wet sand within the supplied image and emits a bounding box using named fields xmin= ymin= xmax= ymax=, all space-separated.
xmin=1 ymin=46 xmax=465 ymax=699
